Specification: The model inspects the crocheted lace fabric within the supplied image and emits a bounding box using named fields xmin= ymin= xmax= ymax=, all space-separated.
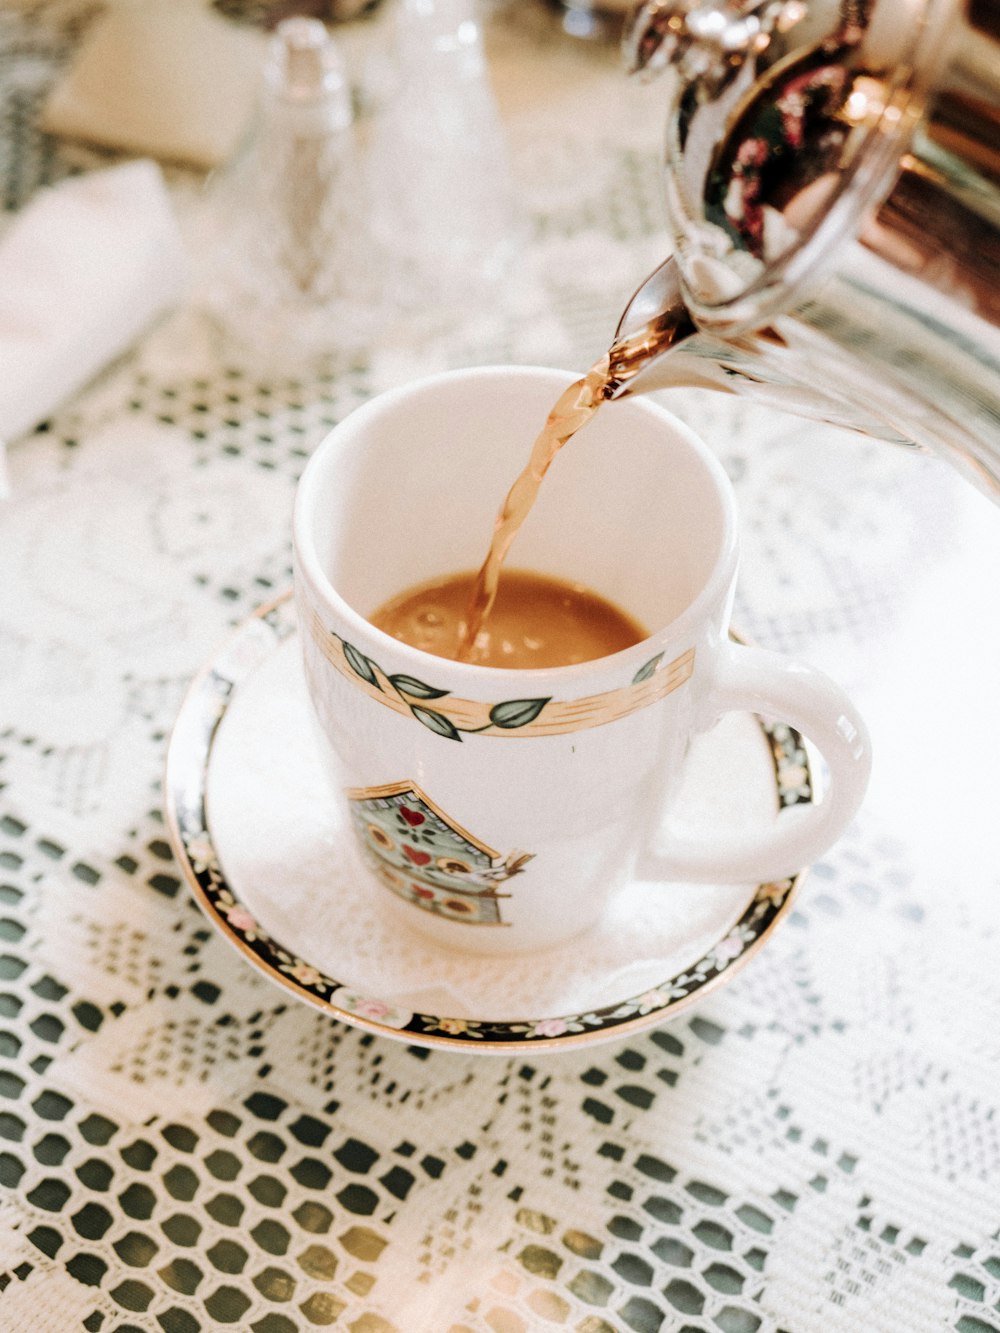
xmin=2 ymin=4 xmax=999 ymax=1330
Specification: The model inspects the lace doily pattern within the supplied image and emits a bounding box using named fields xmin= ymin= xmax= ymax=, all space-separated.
xmin=3 ymin=2 xmax=1000 ymax=1330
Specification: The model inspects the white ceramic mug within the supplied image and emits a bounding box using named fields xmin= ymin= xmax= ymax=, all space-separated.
xmin=293 ymin=366 xmax=870 ymax=954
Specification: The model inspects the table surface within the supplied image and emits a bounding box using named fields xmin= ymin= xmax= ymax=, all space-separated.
xmin=3 ymin=4 xmax=1000 ymax=1332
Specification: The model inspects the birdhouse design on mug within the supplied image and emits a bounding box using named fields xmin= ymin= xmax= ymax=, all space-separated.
xmin=346 ymin=781 xmax=532 ymax=926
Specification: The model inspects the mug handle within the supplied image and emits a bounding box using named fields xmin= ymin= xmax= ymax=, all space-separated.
xmin=637 ymin=640 xmax=871 ymax=884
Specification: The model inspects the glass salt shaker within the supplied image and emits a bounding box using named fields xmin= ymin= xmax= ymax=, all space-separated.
xmin=197 ymin=17 xmax=375 ymax=371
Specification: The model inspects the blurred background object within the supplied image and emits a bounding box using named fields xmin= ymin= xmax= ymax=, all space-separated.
xmin=548 ymin=0 xmax=632 ymax=41
xmin=363 ymin=0 xmax=523 ymax=341
xmin=194 ymin=16 xmax=377 ymax=370
xmin=39 ymin=0 xmax=266 ymax=169
xmin=213 ymin=0 xmax=383 ymax=25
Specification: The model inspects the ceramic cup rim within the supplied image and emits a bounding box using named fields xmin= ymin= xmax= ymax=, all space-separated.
xmin=292 ymin=364 xmax=740 ymax=686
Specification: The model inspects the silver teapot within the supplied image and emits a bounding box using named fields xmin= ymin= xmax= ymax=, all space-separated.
xmin=607 ymin=0 xmax=1000 ymax=500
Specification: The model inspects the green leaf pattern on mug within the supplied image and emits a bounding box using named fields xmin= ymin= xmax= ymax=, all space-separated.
xmin=331 ymin=629 xmax=559 ymax=740
xmin=343 ymin=640 xmax=381 ymax=691
xmin=489 ymin=698 xmax=551 ymax=729
xmin=388 ymin=674 xmax=450 ymax=700
xmin=410 ymin=706 xmax=463 ymax=742
xmin=632 ymin=653 xmax=663 ymax=684
xmin=329 ymin=630 xmax=695 ymax=741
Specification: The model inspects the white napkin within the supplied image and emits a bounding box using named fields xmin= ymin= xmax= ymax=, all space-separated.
xmin=0 ymin=160 xmax=188 ymax=497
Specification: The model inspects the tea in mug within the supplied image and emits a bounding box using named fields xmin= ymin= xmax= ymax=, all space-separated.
xmin=370 ymin=567 xmax=646 ymax=669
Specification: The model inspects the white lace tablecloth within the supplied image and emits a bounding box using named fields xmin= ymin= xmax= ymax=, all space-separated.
xmin=2 ymin=5 xmax=1000 ymax=1331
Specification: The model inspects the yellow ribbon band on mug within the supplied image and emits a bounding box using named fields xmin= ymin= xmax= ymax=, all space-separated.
xmin=308 ymin=608 xmax=694 ymax=738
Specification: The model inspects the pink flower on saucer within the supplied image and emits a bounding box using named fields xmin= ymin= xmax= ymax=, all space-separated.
xmin=531 ymin=1017 xmax=570 ymax=1039
xmin=225 ymin=905 xmax=259 ymax=936
xmin=330 ymin=987 xmax=412 ymax=1030
xmin=711 ymin=934 xmax=746 ymax=967
xmin=214 ymin=890 xmax=263 ymax=942
xmin=634 ymin=989 xmax=671 ymax=1014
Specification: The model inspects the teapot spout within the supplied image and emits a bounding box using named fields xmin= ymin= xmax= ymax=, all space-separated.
xmin=604 ymin=256 xmax=773 ymax=398
xmin=604 ymin=256 xmax=924 ymax=447
xmin=604 ymin=257 xmax=701 ymax=398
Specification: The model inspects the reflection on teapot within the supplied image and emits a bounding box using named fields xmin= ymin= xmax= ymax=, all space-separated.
xmin=605 ymin=0 xmax=1000 ymax=501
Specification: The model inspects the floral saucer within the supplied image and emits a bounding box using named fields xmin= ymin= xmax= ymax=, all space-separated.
xmin=164 ymin=594 xmax=813 ymax=1052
